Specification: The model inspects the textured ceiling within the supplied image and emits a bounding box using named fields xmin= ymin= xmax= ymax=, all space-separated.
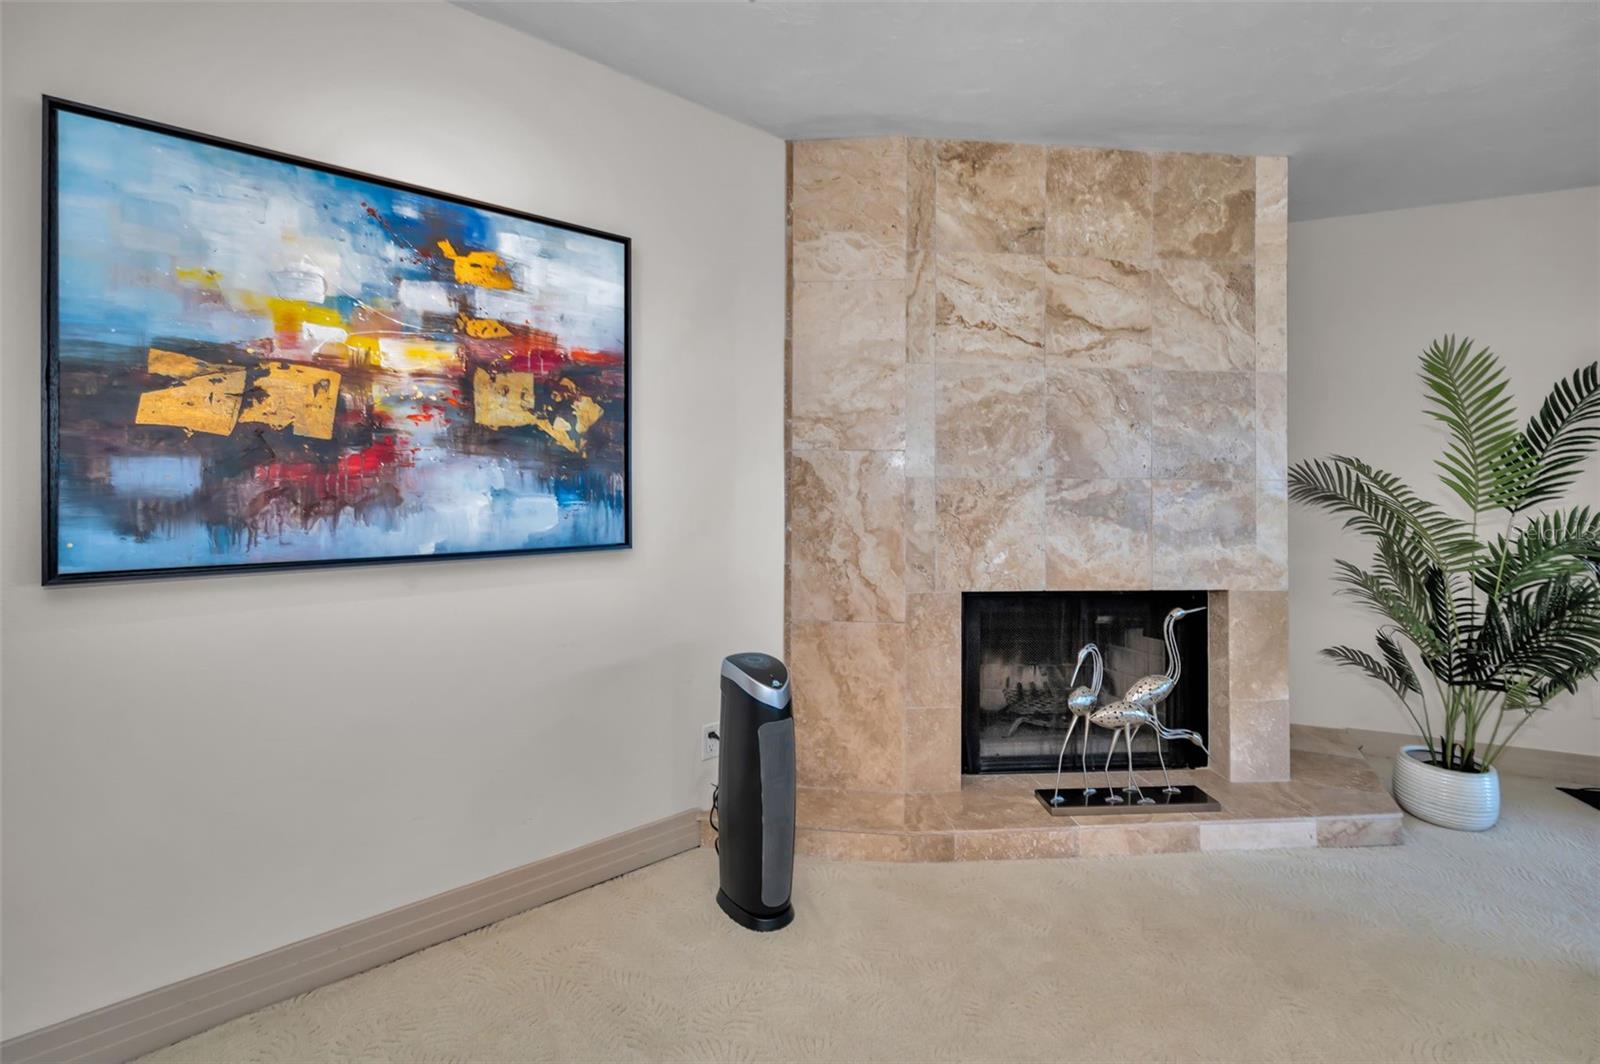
xmin=462 ymin=1 xmax=1599 ymax=220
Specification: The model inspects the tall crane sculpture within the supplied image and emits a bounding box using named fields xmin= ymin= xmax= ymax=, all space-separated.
xmin=1119 ymin=606 xmax=1207 ymax=794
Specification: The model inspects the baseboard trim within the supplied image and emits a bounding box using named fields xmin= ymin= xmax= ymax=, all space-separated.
xmin=1299 ymin=724 xmax=1600 ymax=784
xmin=1 ymin=809 xmax=702 ymax=1064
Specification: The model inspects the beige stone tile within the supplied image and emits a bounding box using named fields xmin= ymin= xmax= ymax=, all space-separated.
xmin=907 ymin=249 xmax=936 ymax=365
xmin=1291 ymin=749 xmax=1387 ymax=791
xmin=1154 ymin=152 xmax=1255 ymax=262
xmin=1229 ymin=590 xmax=1289 ymax=701
xmin=796 ymin=787 xmax=950 ymax=832
xmin=1188 ymin=776 xmax=1312 ymax=820
xmin=1152 ymin=258 xmax=1255 ymax=372
xmin=788 ymin=450 xmax=906 ymax=623
xmin=1316 ymin=815 xmax=1403 ymax=848
xmin=934 ymin=360 xmax=1048 ymax=479
xmin=905 ymin=362 xmax=936 ymax=477
xmin=935 ymin=140 xmax=1046 ymax=253
xmin=905 ymin=705 xmax=961 ymax=793
xmin=1295 ymin=782 xmax=1403 ymax=818
xmin=791 ymin=138 xmax=907 ymax=281
xmin=1152 ymin=480 xmax=1256 ymax=588
xmin=954 ymin=828 xmax=1081 ymax=860
xmin=1289 ymin=725 xmax=1364 ymax=759
xmin=796 ymin=829 xmax=955 ymax=862
xmin=934 ymin=787 xmax=1056 ymax=831
xmin=906 ymin=593 xmax=961 ymax=708
xmin=1255 ymin=156 xmax=1288 ymax=373
xmin=791 ymin=280 xmax=907 ymax=451
xmin=1045 ymin=256 xmax=1152 ymax=367
xmin=789 ymin=621 xmax=907 ymax=791
xmin=1198 ymin=818 xmax=1316 ymax=852
xmin=1207 ymin=590 xmax=1231 ymax=772
xmin=1076 ymin=821 xmax=1201 ymax=856
xmin=935 ymin=477 xmax=1046 ymax=591
xmin=1251 ymin=479 xmax=1289 ymax=589
xmin=1227 ymin=699 xmax=1292 ymax=782
xmin=1044 ymin=478 xmax=1153 ymax=589
xmin=1045 ymin=367 xmax=1153 ymax=478
xmin=1150 ymin=370 xmax=1255 ymax=480
xmin=1066 ymin=810 xmax=1199 ymax=827
xmin=798 ymin=788 xmax=905 ymax=832
xmin=904 ymin=476 xmax=937 ymax=594
xmin=1256 ymin=371 xmax=1288 ymax=481
xmin=907 ymin=140 xmax=938 ymax=363
xmin=966 ymin=772 xmax=1056 ymax=793
xmin=907 ymin=138 xmax=937 ymax=253
xmin=1045 ymin=147 xmax=1153 ymax=265
xmin=935 ymin=253 xmax=1046 ymax=363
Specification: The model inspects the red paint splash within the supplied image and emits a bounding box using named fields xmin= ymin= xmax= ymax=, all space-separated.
xmin=571 ymin=347 xmax=624 ymax=367
xmin=253 ymin=436 xmax=415 ymax=493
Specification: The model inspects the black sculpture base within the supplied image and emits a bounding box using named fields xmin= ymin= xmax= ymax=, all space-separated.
xmin=1035 ymin=784 xmax=1220 ymax=816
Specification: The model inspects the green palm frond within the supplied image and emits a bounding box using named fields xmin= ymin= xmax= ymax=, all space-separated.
xmin=1321 ymin=645 xmax=1417 ymax=700
xmin=1507 ymin=362 xmax=1600 ymax=512
xmin=1288 ymin=456 xmax=1476 ymax=567
xmin=1375 ymin=629 xmax=1422 ymax=695
xmin=1477 ymin=506 xmax=1600 ymax=596
xmin=1419 ymin=336 xmax=1522 ymax=513
xmin=1330 ymin=559 xmax=1447 ymax=661
xmin=1465 ymin=579 xmax=1600 ymax=692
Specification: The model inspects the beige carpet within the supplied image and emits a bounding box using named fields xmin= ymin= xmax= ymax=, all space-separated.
xmin=147 ymin=765 xmax=1599 ymax=1063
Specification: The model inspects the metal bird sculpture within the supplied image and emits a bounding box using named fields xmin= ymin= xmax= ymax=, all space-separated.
xmin=1090 ymin=700 xmax=1210 ymax=805
xmin=1122 ymin=605 xmax=1206 ymax=793
xmin=1048 ymin=643 xmax=1103 ymax=804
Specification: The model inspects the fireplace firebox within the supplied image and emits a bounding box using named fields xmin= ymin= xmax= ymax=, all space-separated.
xmin=961 ymin=591 xmax=1210 ymax=776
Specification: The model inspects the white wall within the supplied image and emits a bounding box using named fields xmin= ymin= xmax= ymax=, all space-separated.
xmin=1289 ymin=186 xmax=1600 ymax=757
xmin=0 ymin=2 xmax=785 ymax=1036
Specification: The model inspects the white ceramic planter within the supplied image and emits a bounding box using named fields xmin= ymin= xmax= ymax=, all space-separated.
xmin=1392 ymin=744 xmax=1500 ymax=830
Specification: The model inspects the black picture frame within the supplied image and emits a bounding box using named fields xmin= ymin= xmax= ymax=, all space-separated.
xmin=42 ymin=96 xmax=632 ymax=585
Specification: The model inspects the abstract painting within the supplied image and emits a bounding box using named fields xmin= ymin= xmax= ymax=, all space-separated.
xmin=43 ymin=99 xmax=629 ymax=583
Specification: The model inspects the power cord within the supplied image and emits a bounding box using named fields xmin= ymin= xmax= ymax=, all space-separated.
xmin=708 ymin=784 xmax=720 ymax=853
xmin=706 ymin=728 xmax=721 ymax=853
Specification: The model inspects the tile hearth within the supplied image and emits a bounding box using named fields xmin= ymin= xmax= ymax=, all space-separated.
xmin=784 ymin=728 xmax=1401 ymax=862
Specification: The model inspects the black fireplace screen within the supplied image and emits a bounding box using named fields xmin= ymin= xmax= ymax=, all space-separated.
xmin=961 ymin=591 xmax=1209 ymax=775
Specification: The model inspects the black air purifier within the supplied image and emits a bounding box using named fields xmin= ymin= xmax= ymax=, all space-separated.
xmin=715 ymin=652 xmax=795 ymax=931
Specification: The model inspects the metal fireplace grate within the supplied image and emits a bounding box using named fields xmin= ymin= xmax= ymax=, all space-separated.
xmin=961 ymin=590 xmax=1210 ymax=776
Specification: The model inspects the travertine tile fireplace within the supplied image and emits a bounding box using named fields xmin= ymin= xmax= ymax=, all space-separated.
xmin=783 ymin=138 xmax=1395 ymax=859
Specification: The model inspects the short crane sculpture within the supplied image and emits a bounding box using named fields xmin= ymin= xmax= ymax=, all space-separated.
xmin=1089 ymin=700 xmax=1209 ymax=804
xmin=1048 ymin=643 xmax=1103 ymax=805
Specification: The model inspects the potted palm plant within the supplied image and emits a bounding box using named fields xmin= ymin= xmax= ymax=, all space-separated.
xmin=1290 ymin=338 xmax=1600 ymax=830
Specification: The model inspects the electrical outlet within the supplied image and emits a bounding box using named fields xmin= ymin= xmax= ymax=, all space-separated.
xmin=701 ymin=723 xmax=721 ymax=761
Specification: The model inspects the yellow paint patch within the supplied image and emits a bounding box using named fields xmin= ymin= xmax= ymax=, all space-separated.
xmin=473 ymin=368 xmax=538 ymax=428
xmin=267 ymin=297 xmax=342 ymax=335
xmin=145 ymin=347 xmax=211 ymax=378
xmin=458 ymin=314 xmax=511 ymax=339
xmin=534 ymin=415 xmax=579 ymax=453
xmin=573 ymin=395 xmax=603 ymax=434
xmin=345 ymin=335 xmax=382 ymax=366
xmin=437 ymin=239 xmax=514 ymax=289
xmin=175 ymin=266 xmax=222 ymax=289
xmin=134 ymin=348 xmax=245 ymax=436
xmin=376 ymin=338 xmax=463 ymax=376
xmin=239 ymin=362 xmax=342 ymax=440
